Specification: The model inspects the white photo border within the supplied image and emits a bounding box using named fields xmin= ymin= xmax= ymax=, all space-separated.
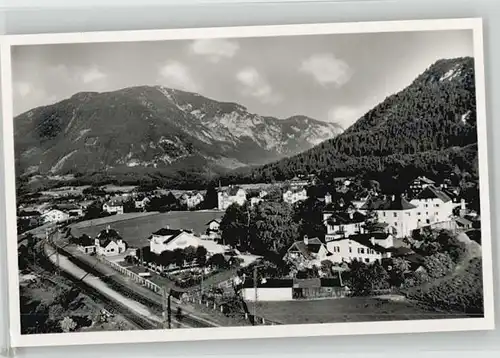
xmin=0 ymin=18 xmax=494 ymax=348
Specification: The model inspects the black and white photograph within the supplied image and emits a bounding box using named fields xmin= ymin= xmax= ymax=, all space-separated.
xmin=0 ymin=18 xmax=494 ymax=348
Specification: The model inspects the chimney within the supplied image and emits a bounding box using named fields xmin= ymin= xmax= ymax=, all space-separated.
xmin=106 ymin=225 xmax=110 ymax=233
xmin=303 ymin=235 xmax=309 ymax=245
xmin=461 ymin=199 xmax=466 ymax=210
xmin=391 ymin=195 xmax=395 ymax=201
xmin=349 ymin=212 xmax=354 ymax=219
xmin=166 ymin=225 xmax=170 ymax=229
xmin=370 ymin=236 xmax=376 ymax=246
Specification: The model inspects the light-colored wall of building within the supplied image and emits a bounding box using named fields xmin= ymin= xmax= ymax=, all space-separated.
xmin=150 ymin=231 xmax=200 ymax=255
xmin=283 ymin=190 xmax=307 ymax=204
xmin=217 ymin=190 xmax=247 ymax=210
xmin=374 ymin=209 xmax=418 ymax=238
xmin=242 ymin=287 xmax=293 ymax=302
xmin=323 ymin=213 xmax=364 ymax=240
xmin=97 ymin=240 xmax=126 ymax=256
xmin=410 ymin=198 xmax=454 ymax=226
xmin=103 ymin=204 xmax=124 ymax=215
xmin=208 ymin=221 xmax=220 ymax=231
xmin=42 ymin=210 xmax=70 ymax=223
xmin=326 ymin=239 xmax=391 ymax=264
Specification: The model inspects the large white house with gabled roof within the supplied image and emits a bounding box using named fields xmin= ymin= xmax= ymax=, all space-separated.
xmin=217 ymin=186 xmax=247 ymax=210
xmin=410 ymin=185 xmax=454 ymax=226
xmin=149 ymin=227 xmax=200 ymax=255
xmin=360 ymin=195 xmax=418 ymax=238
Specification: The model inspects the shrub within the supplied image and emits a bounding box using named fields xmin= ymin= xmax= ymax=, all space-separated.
xmin=407 ymin=258 xmax=483 ymax=314
xmin=423 ymin=252 xmax=455 ymax=279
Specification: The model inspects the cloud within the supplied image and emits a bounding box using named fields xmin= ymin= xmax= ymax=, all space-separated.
xmin=328 ymin=106 xmax=365 ymax=130
xmin=14 ymin=81 xmax=35 ymax=97
xmin=236 ymin=67 xmax=282 ymax=104
xmin=80 ymin=67 xmax=107 ymax=84
xmin=300 ymin=53 xmax=352 ymax=87
xmin=190 ymin=39 xmax=239 ymax=63
xmin=159 ymin=61 xmax=201 ymax=92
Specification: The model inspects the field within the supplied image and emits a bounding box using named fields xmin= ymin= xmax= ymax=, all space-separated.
xmin=71 ymin=210 xmax=225 ymax=248
xmin=246 ymin=297 xmax=470 ymax=325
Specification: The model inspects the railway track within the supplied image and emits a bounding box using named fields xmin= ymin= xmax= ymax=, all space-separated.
xmin=32 ymin=246 xmax=159 ymax=331
xmin=47 ymin=243 xmax=216 ymax=329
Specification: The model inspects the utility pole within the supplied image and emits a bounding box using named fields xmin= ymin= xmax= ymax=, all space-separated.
xmin=253 ymin=267 xmax=257 ymax=322
xmin=162 ymin=287 xmax=172 ymax=329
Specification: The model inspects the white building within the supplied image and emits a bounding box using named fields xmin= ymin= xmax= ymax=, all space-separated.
xmin=284 ymin=236 xmax=330 ymax=268
xmin=410 ymin=185 xmax=454 ymax=226
xmin=134 ymin=197 xmax=150 ymax=210
xmin=95 ymin=227 xmax=127 ymax=256
xmin=360 ymin=195 xmax=419 ymax=238
xmin=76 ymin=234 xmax=96 ymax=254
xmin=283 ymin=188 xmax=308 ymax=205
xmin=181 ymin=191 xmax=204 ymax=209
xmin=149 ymin=227 xmax=200 ymax=255
xmin=323 ymin=211 xmax=366 ymax=242
xmin=217 ymin=186 xmax=247 ymax=211
xmin=326 ymin=233 xmax=394 ymax=264
xmin=103 ymin=199 xmax=124 ymax=215
xmin=41 ymin=209 xmax=70 ymax=224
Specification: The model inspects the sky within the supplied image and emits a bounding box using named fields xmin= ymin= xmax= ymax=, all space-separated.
xmin=11 ymin=29 xmax=473 ymax=129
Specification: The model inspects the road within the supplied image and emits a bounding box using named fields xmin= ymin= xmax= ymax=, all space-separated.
xmin=44 ymin=238 xmax=218 ymax=329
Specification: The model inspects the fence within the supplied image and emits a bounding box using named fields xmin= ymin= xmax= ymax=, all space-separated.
xmin=95 ymin=254 xmax=163 ymax=294
xmin=183 ymin=289 xmax=281 ymax=326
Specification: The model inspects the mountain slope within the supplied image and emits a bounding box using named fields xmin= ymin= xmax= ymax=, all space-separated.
xmin=226 ymin=57 xmax=478 ymax=187
xmin=14 ymin=86 xmax=342 ymax=180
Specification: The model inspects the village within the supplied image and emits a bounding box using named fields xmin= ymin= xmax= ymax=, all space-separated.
xmin=16 ymin=172 xmax=482 ymax=327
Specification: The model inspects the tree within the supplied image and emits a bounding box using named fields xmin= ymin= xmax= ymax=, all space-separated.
xmin=202 ymin=185 xmax=218 ymax=209
xmin=123 ymin=198 xmax=136 ymax=213
xmin=172 ymin=248 xmax=185 ymax=268
xmin=387 ymin=257 xmax=410 ymax=287
xmin=436 ymin=230 xmax=468 ymax=263
xmin=158 ymin=250 xmax=174 ymax=268
xmin=220 ymin=203 xmax=249 ymax=249
xmin=320 ymin=260 xmax=334 ymax=276
xmin=207 ymin=253 xmax=228 ymax=269
xmin=183 ymin=246 xmax=197 ymax=264
xmin=293 ymin=197 xmax=326 ymax=241
xmin=250 ymin=201 xmax=299 ymax=256
xmin=60 ymin=317 xmax=77 ymax=333
xmin=195 ymin=246 xmax=208 ymax=266
xmin=348 ymin=260 xmax=390 ymax=296
xmin=423 ymin=252 xmax=455 ymax=279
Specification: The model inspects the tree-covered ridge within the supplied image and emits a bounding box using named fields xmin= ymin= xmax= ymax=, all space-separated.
xmin=222 ymin=57 xmax=478 ymax=186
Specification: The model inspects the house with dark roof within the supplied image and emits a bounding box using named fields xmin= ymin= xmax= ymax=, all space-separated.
xmin=95 ymin=226 xmax=127 ymax=256
xmin=360 ymin=195 xmax=418 ymax=238
xmin=102 ymin=197 xmax=125 ymax=215
xmin=77 ymin=234 xmax=96 ymax=254
xmin=323 ymin=210 xmax=366 ymax=241
xmin=284 ymin=236 xmax=329 ymax=268
xmin=217 ymin=186 xmax=247 ymax=211
xmin=149 ymin=226 xmax=200 ymax=255
xmin=325 ymin=233 xmax=394 ymax=264
xmin=409 ymin=185 xmax=454 ymax=227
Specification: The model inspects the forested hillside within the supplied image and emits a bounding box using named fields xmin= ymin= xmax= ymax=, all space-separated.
xmin=221 ymin=57 xmax=479 ymax=190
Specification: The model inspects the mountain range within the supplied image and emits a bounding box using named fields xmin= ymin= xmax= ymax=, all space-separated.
xmin=223 ymin=57 xmax=479 ymax=190
xmin=14 ymin=86 xmax=342 ymax=183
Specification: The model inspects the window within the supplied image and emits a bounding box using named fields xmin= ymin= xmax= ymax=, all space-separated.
xmin=349 ymin=247 xmax=352 ymax=253
xmin=425 ymin=204 xmax=428 ymax=208
xmin=365 ymin=258 xmax=370 ymax=263
xmin=417 ymin=212 xmax=421 ymax=215
xmin=393 ymin=212 xmax=397 ymax=218
xmin=358 ymin=248 xmax=365 ymax=254
xmin=435 ymin=204 xmax=440 ymax=207
xmin=382 ymin=212 xmax=386 ymax=217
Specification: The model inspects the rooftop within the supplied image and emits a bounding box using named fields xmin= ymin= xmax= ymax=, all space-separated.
xmin=361 ymin=195 xmax=416 ymax=211
xmin=414 ymin=185 xmax=452 ymax=203
xmin=324 ymin=211 xmax=366 ymax=225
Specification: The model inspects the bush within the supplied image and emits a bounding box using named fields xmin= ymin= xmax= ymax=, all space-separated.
xmin=423 ymin=252 xmax=455 ymax=279
xmin=407 ymin=258 xmax=483 ymax=314
xmin=347 ymin=260 xmax=390 ymax=296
